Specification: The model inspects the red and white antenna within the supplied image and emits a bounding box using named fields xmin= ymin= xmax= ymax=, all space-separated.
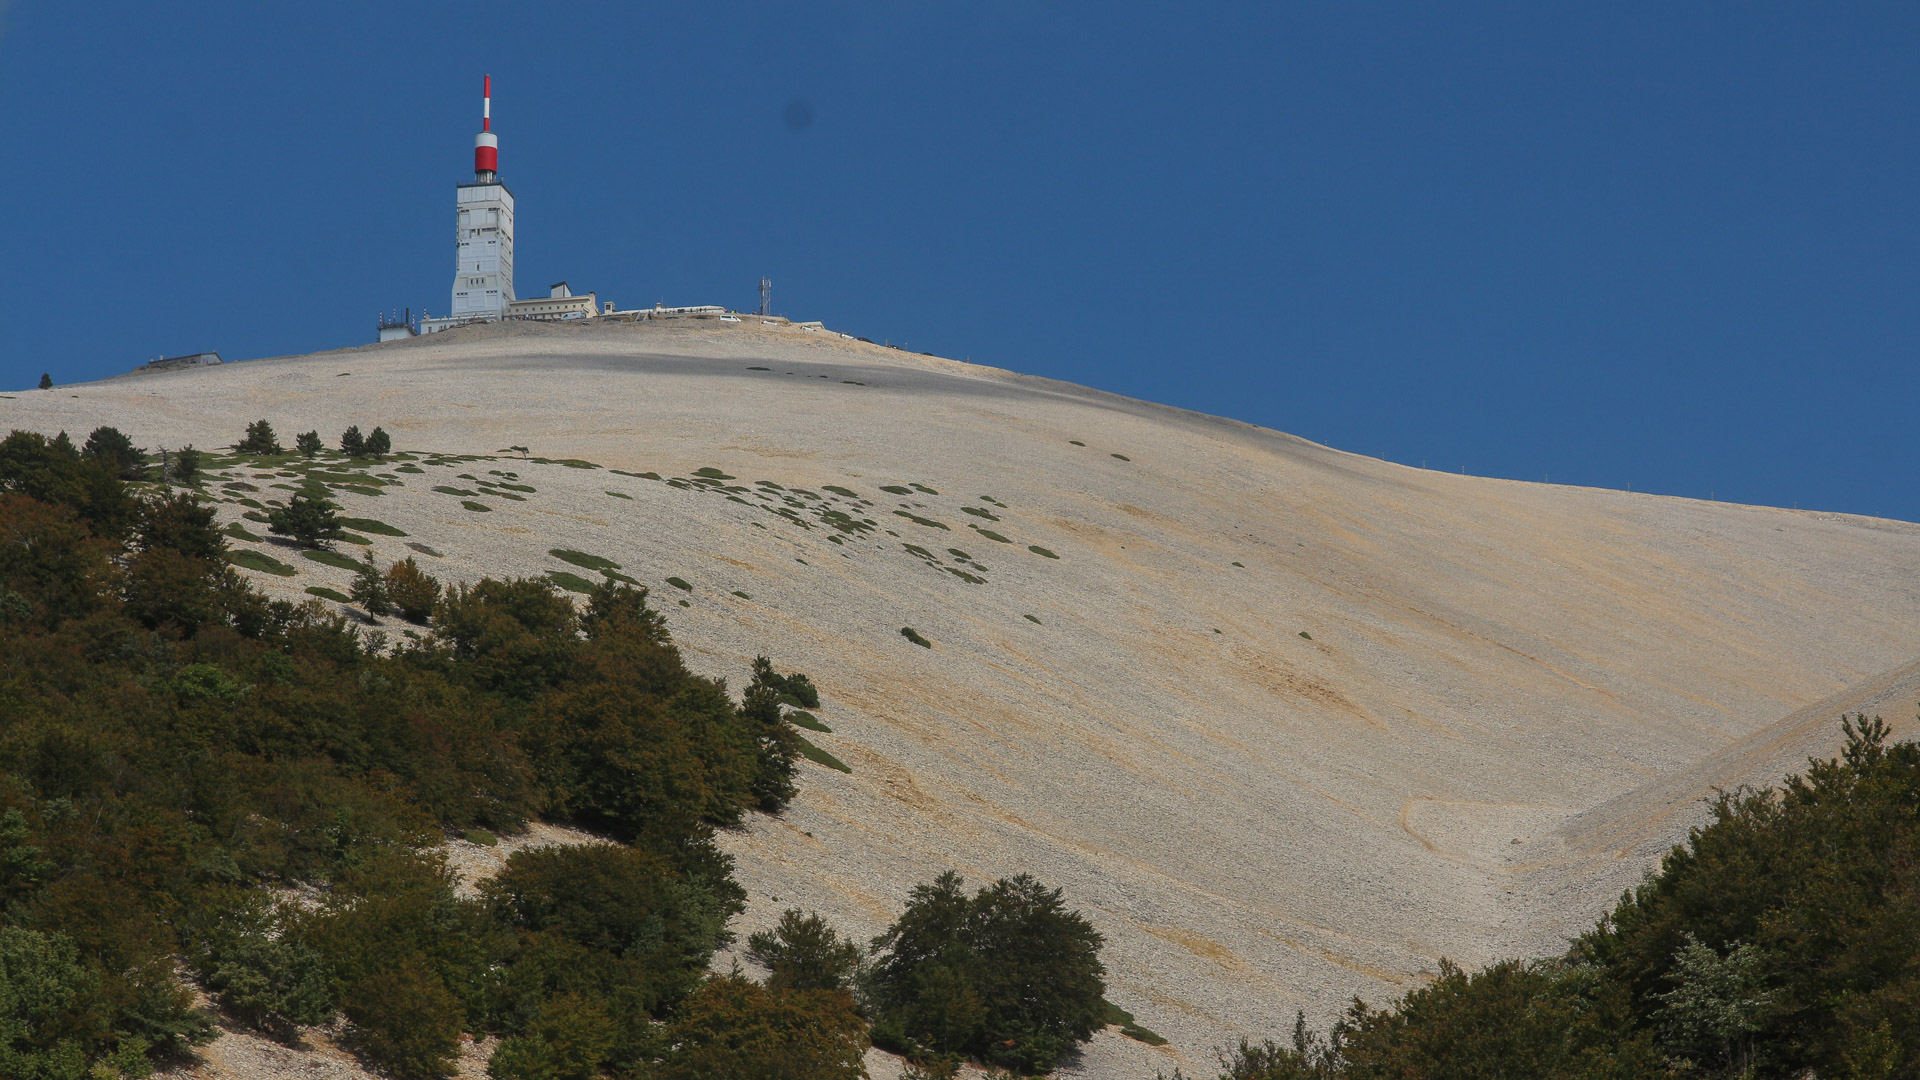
xmin=474 ymin=74 xmax=499 ymax=180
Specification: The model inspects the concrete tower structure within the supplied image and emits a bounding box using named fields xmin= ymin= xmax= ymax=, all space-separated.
xmin=450 ymin=76 xmax=514 ymax=319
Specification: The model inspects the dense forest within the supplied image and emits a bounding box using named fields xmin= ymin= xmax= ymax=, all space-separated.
xmin=1172 ymin=715 xmax=1919 ymax=1080
xmin=0 ymin=426 xmax=1112 ymax=1079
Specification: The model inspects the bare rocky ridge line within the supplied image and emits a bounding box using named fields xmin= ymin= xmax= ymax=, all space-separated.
xmin=14 ymin=317 xmax=1920 ymax=1077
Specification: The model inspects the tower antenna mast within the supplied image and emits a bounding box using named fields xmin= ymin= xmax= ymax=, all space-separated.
xmin=758 ymin=277 xmax=771 ymax=317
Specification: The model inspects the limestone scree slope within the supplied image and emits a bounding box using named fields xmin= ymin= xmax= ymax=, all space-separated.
xmin=11 ymin=319 xmax=1919 ymax=1077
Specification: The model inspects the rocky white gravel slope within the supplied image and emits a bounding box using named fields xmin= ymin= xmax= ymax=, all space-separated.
xmin=12 ymin=318 xmax=1918 ymax=1078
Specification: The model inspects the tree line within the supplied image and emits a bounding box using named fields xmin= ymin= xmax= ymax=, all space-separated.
xmin=1170 ymin=716 xmax=1919 ymax=1080
xmin=0 ymin=424 xmax=1113 ymax=1079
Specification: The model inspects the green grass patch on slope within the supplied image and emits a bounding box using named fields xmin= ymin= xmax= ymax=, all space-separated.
xmin=786 ymin=710 xmax=832 ymax=733
xmin=339 ymin=517 xmax=407 ymax=536
xmin=227 ymin=549 xmax=296 ymax=577
xmin=302 ymin=549 xmax=363 ymax=571
xmin=794 ymin=736 xmax=851 ymax=773
xmin=461 ymin=501 xmax=492 ymax=513
xmin=305 ymin=586 xmax=352 ymax=603
xmin=546 ymin=570 xmax=598 ymax=595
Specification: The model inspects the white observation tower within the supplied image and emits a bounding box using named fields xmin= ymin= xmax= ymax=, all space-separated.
xmin=449 ymin=75 xmax=515 ymax=319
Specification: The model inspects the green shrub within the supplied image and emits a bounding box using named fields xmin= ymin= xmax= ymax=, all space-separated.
xmin=1028 ymin=545 xmax=1059 ymax=559
xmin=306 ymin=586 xmax=351 ymax=602
xmin=341 ymin=954 xmax=464 ymax=1080
xmin=463 ymin=828 xmax=497 ymax=847
xmin=173 ymin=444 xmax=203 ymax=483
xmin=693 ymin=467 xmax=734 ymax=480
xmin=900 ymin=627 xmax=931 ymax=648
xmin=82 ymin=426 xmax=146 ymax=479
xmin=866 ymin=872 xmax=1106 ymax=1073
xmin=974 ymin=529 xmax=1012 ymax=543
xmin=296 ymin=430 xmax=323 ymax=458
xmin=367 ymin=427 xmax=391 ymax=458
xmin=350 ymin=549 xmax=391 ymax=614
xmin=386 ymin=558 xmax=441 ymax=623
xmin=267 ymin=491 xmax=344 ymax=547
xmin=236 ymin=419 xmax=281 ymax=455
xmin=652 ymin=974 xmax=868 ymax=1080
xmin=747 ymin=910 xmax=861 ymax=992
xmin=462 ymin=500 xmax=492 ymax=512
xmin=665 ymin=577 xmax=692 ymax=591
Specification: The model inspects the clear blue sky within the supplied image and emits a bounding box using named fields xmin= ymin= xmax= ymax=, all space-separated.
xmin=3 ymin=3 xmax=1915 ymax=518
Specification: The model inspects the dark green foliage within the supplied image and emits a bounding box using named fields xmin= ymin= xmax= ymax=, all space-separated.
xmin=199 ymin=898 xmax=336 ymax=1033
xmin=367 ymin=427 xmax=391 ymax=458
xmin=651 ymin=974 xmax=869 ymax=1080
xmin=1102 ymin=999 xmax=1169 ymax=1045
xmin=550 ymin=549 xmax=621 ymax=572
xmin=306 ymin=586 xmax=351 ymax=602
xmin=228 ymin=548 xmax=297 ymax=576
xmin=788 ymin=710 xmax=831 ymax=733
xmin=1111 ymin=453 xmax=1130 ymax=461
xmin=38 ymin=372 xmax=51 ymax=390
xmin=1194 ymin=718 xmax=1920 ymax=1080
xmin=1027 ymin=545 xmax=1059 ymax=559
xmin=125 ymin=491 xmax=246 ymax=634
xmin=386 ymin=557 xmax=441 ymax=623
xmin=339 ymin=516 xmax=407 ymax=536
xmin=0 ymin=434 xmax=812 ymax=1078
xmin=901 ymin=627 xmax=931 ymax=648
xmin=82 ymin=426 xmax=146 ymax=479
xmin=866 ymin=871 xmax=1107 ymax=1073
xmin=267 ymin=491 xmax=344 ymax=547
xmin=236 ymin=419 xmax=281 ymax=455
xmin=692 ymin=467 xmax=734 ymax=480
xmin=483 ymin=843 xmax=732 ymax=1023
xmin=547 ymin=570 xmax=598 ymax=595
xmin=350 ymin=549 xmax=390 ymax=614
xmin=747 ymin=909 xmax=862 ymax=992
xmin=665 ymin=576 xmax=693 ymax=591
xmin=173 ymin=444 xmax=202 ymax=483
xmin=462 ymin=500 xmax=492 ymax=512
xmin=0 ymin=430 xmax=137 ymax=539
xmin=340 ymin=425 xmax=367 ymax=457
xmin=973 ymin=529 xmax=1012 ymax=544
xmin=1575 ymin=715 xmax=1920 ymax=1078
xmin=295 ymin=430 xmax=323 ymax=458
xmin=302 ymin=548 xmax=362 ymax=571
xmin=795 ymin=738 xmax=852 ymax=774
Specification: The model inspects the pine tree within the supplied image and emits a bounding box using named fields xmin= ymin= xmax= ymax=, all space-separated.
xmin=81 ymin=426 xmax=147 ymax=480
xmin=339 ymin=426 xmax=366 ymax=457
xmin=236 ymin=419 xmax=281 ymax=455
xmin=366 ymin=427 xmax=391 ymax=458
xmin=37 ymin=373 xmax=52 ymax=390
xmin=173 ymin=445 xmax=202 ymax=484
xmin=265 ymin=492 xmax=343 ymax=548
xmin=349 ymin=550 xmax=391 ymax=615
xmin=295 ymin=431 xmax=323 ymax=459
